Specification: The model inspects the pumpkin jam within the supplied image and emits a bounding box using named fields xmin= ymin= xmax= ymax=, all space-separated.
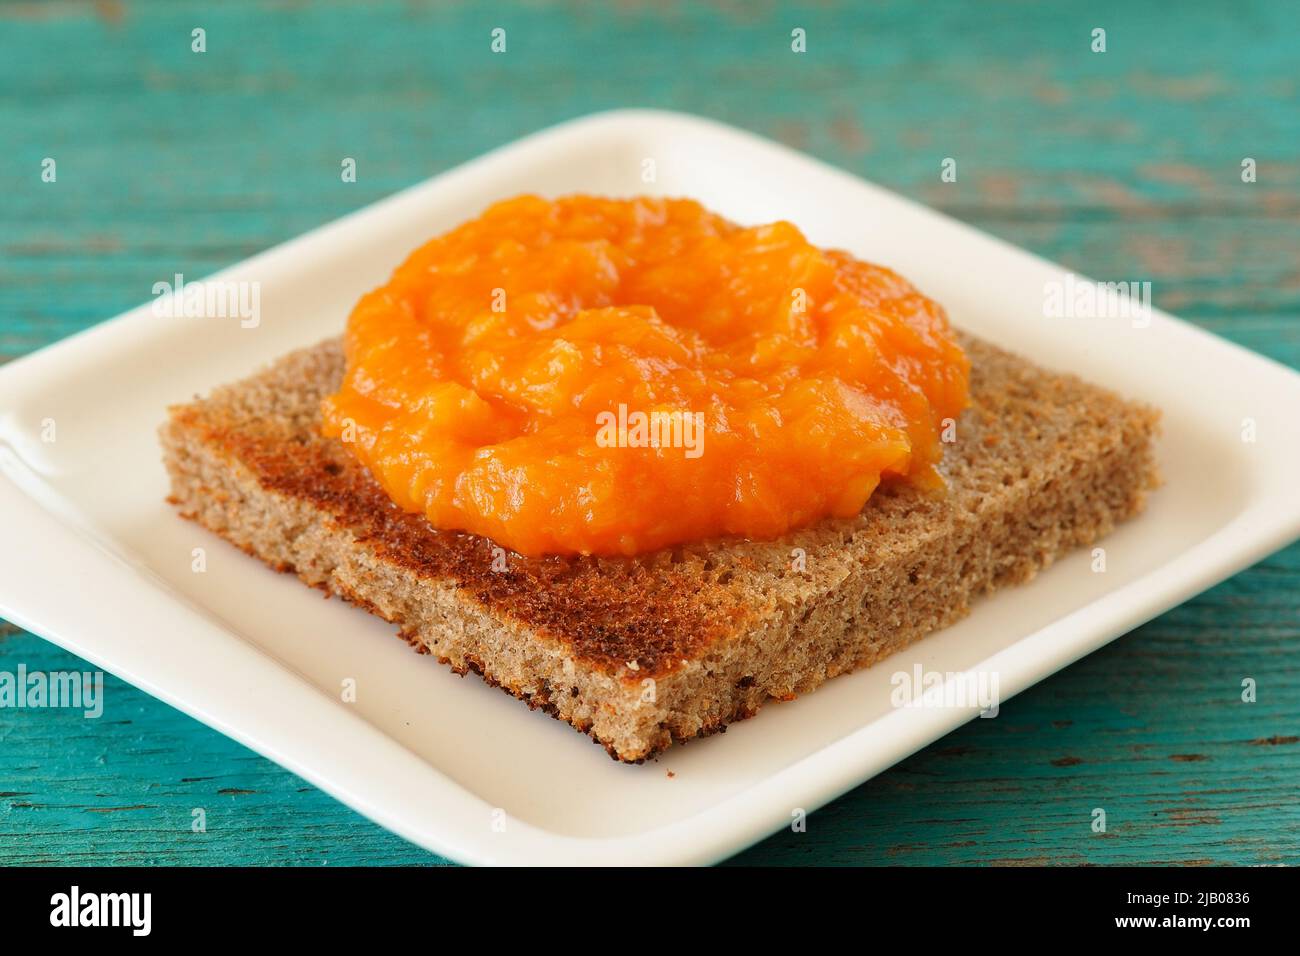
xmin=320 ymin=195 xmax=970 ymax=557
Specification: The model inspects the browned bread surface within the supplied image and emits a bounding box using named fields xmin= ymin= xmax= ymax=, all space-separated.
xmin=160 ymin=335 xmax=1159 ymax=761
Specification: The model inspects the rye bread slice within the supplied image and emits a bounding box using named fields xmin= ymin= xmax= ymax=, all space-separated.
xmin=160 ymin=334 xmax=1159 ymax=762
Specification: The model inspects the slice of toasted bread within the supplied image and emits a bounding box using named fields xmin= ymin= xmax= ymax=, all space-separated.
xmin=160 ymin=334 xmax=1159 ymax=761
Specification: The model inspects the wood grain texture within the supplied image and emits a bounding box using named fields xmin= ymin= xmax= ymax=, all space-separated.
xmin=1 ymin=0 xmax=1297 ymax=866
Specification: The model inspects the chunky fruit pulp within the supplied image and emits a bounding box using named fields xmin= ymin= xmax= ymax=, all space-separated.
xmin=320 ymin=195 xmax=970 ymax=557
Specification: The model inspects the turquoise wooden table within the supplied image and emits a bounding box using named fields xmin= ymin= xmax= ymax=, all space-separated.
xmin=2 ymin=0 xmax=1297 ymax=866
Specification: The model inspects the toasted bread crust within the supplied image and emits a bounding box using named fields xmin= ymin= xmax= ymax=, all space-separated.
xmin=161 ymin=334 xmax=1159 ymax=761
xmin=170 ymin=385 xmax=755 ymax=679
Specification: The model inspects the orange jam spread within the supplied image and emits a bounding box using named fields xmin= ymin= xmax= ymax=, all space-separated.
xmin=320 ymin=195 xmax=969 ymax=557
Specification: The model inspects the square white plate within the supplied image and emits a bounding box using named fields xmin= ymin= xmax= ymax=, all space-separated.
xmin=2 ymin=110 xmax=1299 ymax=866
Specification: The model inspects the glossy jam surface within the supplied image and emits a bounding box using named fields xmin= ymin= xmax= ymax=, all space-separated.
xmin=320 ymin=196 xmax=969 ymax=557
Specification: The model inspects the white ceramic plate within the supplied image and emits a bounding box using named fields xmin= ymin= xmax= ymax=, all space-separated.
xmin=2 ymin=110 xmax=1298 ymax=866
